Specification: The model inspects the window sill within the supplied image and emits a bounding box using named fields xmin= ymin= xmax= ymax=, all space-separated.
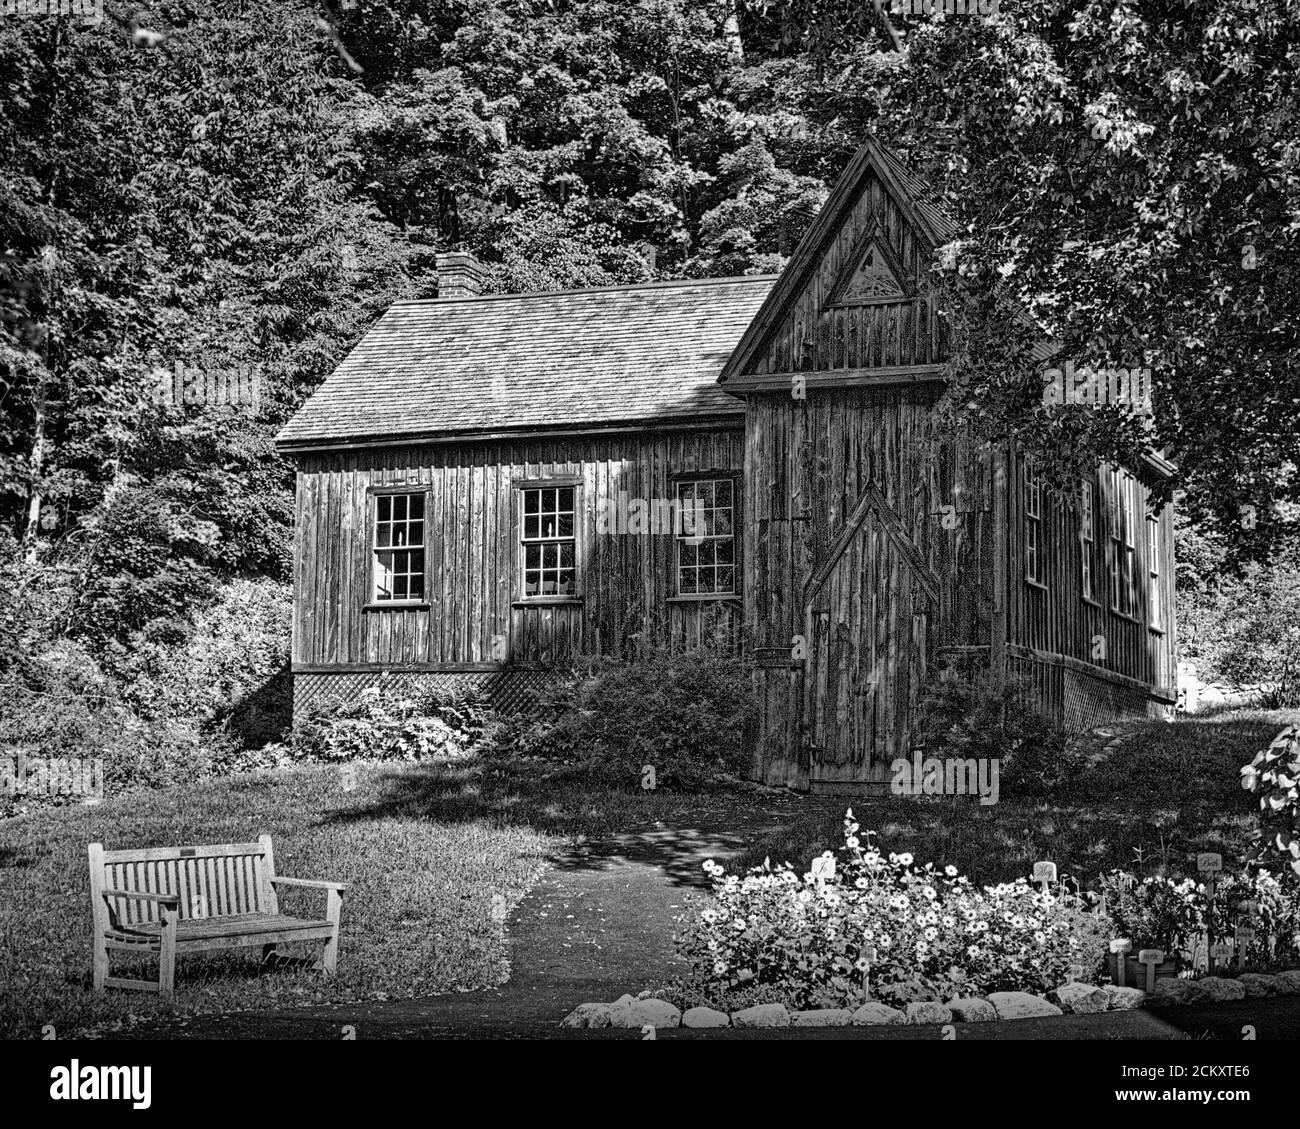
xmin=512 ymin=597 xmax=583 ymax=607
xmin=1108 ymin=609 xmax=1141 ymax=624
xmin=1148 ymin=625 xmax=1166 ymax=636
xmin=1025 ymin=579 xmax=1049 ymax=592
xmin=667 ymin=594 xmax=741 ymax=603
xmin=363 ymin=601 xmax=430 ymax=612
xmin=1081 ymin=597 xmax=1102 ymax=608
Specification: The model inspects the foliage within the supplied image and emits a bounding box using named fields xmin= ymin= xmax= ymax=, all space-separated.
xmin=915 ymin=668 xmax=1080 ymax=797
xmin=490 ymin=645 xmax=757 ymax=789
xmin=1241 ymin=725 xmax=1300 ymax=877
xmin=291 ymin=678 xmax=488 ymax=763
xmin=676 ymin=810 xmax=1112 ymax=1008
xmin=1100 ymin=867 xmax=1300 ymax=972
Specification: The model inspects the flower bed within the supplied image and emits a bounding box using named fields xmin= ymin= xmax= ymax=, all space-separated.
xmin=675 ymin=810 xmax=1112 ymax=1009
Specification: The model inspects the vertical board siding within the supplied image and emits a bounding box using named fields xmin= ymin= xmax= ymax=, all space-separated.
xmin=1006 ymin=454 xmax=1175 ymax=697
xmin=293 ymin=429 xmax=745 ymax=669
xmin=744 ymin=385 xmax=996 ymax=789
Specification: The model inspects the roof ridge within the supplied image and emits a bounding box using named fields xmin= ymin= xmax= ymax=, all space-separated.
xmin=393 ymin=273 xmax=781 ymax=307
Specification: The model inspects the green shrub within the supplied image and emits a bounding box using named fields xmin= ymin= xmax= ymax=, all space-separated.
xmin=675 ymin=810 xmax=1113 ymax=1008
xmin=292 ymin=678 xmax=487 ymax=763
xmin=916 ymin=668 xmax=1080 ymax=796
xmin=490 ymin=645 xmax=757 ymax=789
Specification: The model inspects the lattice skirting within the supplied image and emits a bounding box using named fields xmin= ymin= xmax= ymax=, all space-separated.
xmin=292 ymin=669 xmax=558 ymax=719
xmin=1008 ymin=656 xmax=1165 ymax=732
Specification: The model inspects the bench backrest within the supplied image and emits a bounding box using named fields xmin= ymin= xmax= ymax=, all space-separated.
xmin=88 ymin=835 xmax=280 ymax=929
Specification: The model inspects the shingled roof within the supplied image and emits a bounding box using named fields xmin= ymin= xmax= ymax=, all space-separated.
xmin=275 ymin=275 xmax=776 ymax=449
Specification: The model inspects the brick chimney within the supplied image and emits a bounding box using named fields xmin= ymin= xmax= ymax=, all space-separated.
xmin=436 ymin=251 xmax=485 ymax=300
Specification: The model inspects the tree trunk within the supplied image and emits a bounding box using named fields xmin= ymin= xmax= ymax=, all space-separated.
xmin=23 ymin=377 xmax=47 ymax=564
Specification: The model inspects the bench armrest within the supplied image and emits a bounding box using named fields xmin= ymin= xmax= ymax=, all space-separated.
xmin=271 ymin=876 xmax=350 ymax=893
xmin=102 ymin=888 xmax=181 ymax=907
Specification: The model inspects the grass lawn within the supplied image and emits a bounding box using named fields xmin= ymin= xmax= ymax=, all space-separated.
xmin=731 ymin=708 xmax=1300 ymax=887
xmin=2 ymin=707 xmax=1292 ymax=1038
xmin=0 ymin=756 xmax=795 ymax=1039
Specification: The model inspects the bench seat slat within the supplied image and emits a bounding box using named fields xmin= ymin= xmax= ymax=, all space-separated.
xmin=106 ymin=912 xmax=332 ymax=941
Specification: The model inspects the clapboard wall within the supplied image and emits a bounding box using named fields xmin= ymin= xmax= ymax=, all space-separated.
xmin=291 ymin=426 xmax=745 ymax=689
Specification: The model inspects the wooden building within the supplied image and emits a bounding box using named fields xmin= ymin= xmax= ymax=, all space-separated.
xmin=276 ymin=137 xmax=1176 ymax=792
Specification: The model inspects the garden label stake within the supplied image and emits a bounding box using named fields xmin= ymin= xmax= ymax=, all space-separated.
xmin=811 ymin=854 xmax=835 ymax=894
xmin=1235 ymin=926 xmax=1255 ymax=973
xmin=1137 ymin=949 xmax=1164 ymax=994
xmin=1197 ymin=852 xmax=1222 ymax=965
xmin=1109 ymin=939 xmax=1132 ymax=986
xmin=1210 ymin=942 xmax=1233 ymax=976
xmin=1067 ymin=963 xmax=1084 ymax=985
xmin=861 ymin=945 xmax=876 ymax=1003
xmin=1032 ymin=861 xmax=1057 ymax=897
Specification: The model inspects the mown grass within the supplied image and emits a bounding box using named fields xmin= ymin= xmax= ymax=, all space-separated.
xmin=0 ymin=757 xmax=794 ymax=1038
xmin=730 ymin=709 xmax=1300 ymax=888
xmin=4 ymin=709 xmax=1290 ymax=1038
xmin=0 ymin=763 xmax=559 ymax=1038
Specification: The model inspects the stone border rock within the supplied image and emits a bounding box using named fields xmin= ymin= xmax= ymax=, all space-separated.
xmin=559 ymin=969 xmax=1300 ymax=1030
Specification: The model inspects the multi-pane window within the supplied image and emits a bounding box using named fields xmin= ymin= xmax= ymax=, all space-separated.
xmin=1024 ymin=462 xmax=1044 ymax=585
xmin=676 ymin=478 xmax=736 ymax=595
xmin=521 ymin=486 xmax=576 ymax=597
xmin=1105 ymin=467 xmax=1135 ymax=616
xmin=373 ymin=492 xmax=425 ymax=601
xmin=1147 ymin=515 xmax=1162 ymax=628
xmin=1080 ymin=481 xmax=1095 ymax=601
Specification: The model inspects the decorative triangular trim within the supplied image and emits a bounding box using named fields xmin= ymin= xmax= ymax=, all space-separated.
xmin=824 ymin=219 xmax=913 ymax=307
xmin=718 ymin=136 xmax=946 ymax=388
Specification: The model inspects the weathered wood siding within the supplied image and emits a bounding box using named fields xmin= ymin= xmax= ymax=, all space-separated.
xmin=744 ymin=167 xmax=942 ymax=379
xmin=744 ymin=385 xmax=996 ymax=790
xmin=1005 ymin=454 xmax=1176 ymax=724
xmin=292 ymin=428 xmax=744 ymax=672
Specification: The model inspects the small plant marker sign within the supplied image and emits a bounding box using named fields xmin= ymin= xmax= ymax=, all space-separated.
xmin=1067 ymin=963 xmax=1085 ymax=985
xmin=1110 ymin=938 xmax=1132 ymax=986
xmin=862 ymin=945 xmax=877 ymax=1002
xmin=811 ymin=854 xmax=836 ymax=892
xmin=1198 ymin=852 xmax=1222 ymax=957
xmin=1032 ymin=861 xmax=1057 ymax=896
xmin=1210 ymin=942 xmax=1234 ymax=976
xmin=1137 ymin=949 xmax=1165 ymax=994
xmin=1235 ymin=926 xmax=1255 ymax=971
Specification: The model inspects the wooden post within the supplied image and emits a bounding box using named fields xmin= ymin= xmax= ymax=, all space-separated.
xmin=88 ymin=843 xmax=109 ymax=993
xmin=1197 ymin=853 xmax=1222 ymax=972
xmin=158 ymin=902 xmax=178 ymax=997
xmin=990 ymin=445 xmax=1008 ymax=696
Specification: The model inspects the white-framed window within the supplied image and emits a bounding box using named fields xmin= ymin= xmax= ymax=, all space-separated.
xmin=675 ymin=478 xmax=737 ymax=595
xmin=1024 ymin=462 xmax=1044 ymax=586
xmin=520 ymin=485 xmax=577 ymax=597
xmin=1147 ymin=514 xmax=1162 ymax=629
xmin=372 ymin=491 xmax=426 ymax=602
xmin=1105 ymin=467 xmax=1135 ymax=616
xmin=1080 ymin=481 xmax=1095 ymax=601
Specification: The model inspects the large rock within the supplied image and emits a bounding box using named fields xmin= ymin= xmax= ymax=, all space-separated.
xmin=1048 ymin=982 xmax=1111 ymax=1015
xmin=608 ymin=998 xmax=682 ymax=1028
xmin=730 ymin=1003 xmax=791 ymax=1029
xmin=1150 ymin=978 xmax=1208 ymax=1006
xmin=1238 ymin=973 xmax=1281 ymax=998
xmin=905 ymin=1001 xmax=953 ymax=1025
xmin=987 ymin=991 xmax=1064 ymax=1020
xmin=851 ymin=1001 xmax=907 ymax=1026
xmin=792 ymin=1009 xmax=854 ymax=1027
xmin=1272 ymin=970 xmax=1300 ymax=996
xmin=947 ymin=997 xmax=998 ymax=1023
xmin=1100 ymin=985 xmax=1148 ymax=1011
xmin=1197 ymin=977 xmax=1247 ymax=1002
xmin=682 ymin=1006 xmax=730 ymax=1029
xmin=559 ymin=1002 xmax=614 ymax=1029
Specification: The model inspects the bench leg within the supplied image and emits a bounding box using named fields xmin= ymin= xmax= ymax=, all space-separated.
xmin=320 ymin=888 xmax=343 ymax=978
xmin=261 ymin=943 xmax=278 ymax=966
xmin=158 ymin=906 xmax=177 ymax=997
xmin=92 ymin=935 xmax=108 ymax=994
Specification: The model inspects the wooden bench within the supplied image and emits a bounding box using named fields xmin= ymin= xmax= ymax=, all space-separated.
xmin=88 ymin=835 xmax=348 ymax=997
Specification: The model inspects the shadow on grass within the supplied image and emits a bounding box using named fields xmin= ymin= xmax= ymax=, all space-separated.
xmin=317 ymin=758 xmax=794 ymax=890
